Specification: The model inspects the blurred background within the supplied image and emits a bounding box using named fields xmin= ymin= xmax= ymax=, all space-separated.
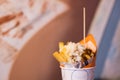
xmin=0 ymin=0 xmax=120 ymax=80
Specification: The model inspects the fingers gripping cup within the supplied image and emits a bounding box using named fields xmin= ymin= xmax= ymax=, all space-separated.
xmin=53 ymin=34 xmax=97 ymax=80
xmin=61 ymin=67 xmax=95 ymax=80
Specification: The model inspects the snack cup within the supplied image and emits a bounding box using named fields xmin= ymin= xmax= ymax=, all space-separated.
xmin=60 ymin=66 xmax=95 ymax=80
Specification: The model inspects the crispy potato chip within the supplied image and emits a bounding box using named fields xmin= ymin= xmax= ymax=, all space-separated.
xmin=86 ymin=41 xmax=96 ymax=53
xmin=80 ymin=34 xmax=97 ymax=68
xmin=80 ymin=34 xmax=97 ymax=53
xmin=80 ymin=34 xmax=97 ymax=47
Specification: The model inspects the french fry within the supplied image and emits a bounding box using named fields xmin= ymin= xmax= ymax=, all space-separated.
xmin=59 ymin=53 xmax=67 ymax=62
xmin=60 ymin=52 xmax=69 ymax=61
xmin=59 ymin=42 xmax=64 ymax=50
xmin=53 ymin=52 xmax=66 ymax=62
xmin=53 ymin=42 xmax=69 ymax=63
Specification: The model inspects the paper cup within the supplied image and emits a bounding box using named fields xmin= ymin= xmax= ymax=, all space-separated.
xmin=60 ymin=67 xmax=95 ymax=80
